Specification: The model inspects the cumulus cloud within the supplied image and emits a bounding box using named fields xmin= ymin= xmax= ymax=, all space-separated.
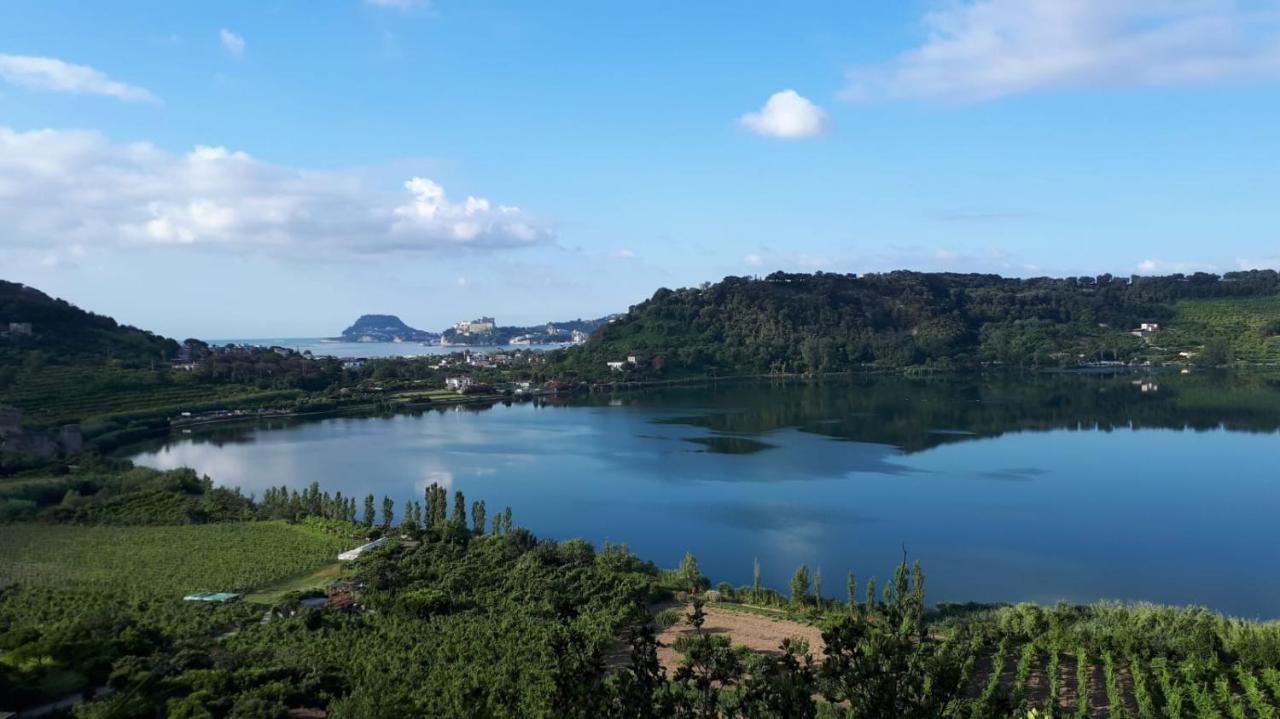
xmin=220 ymin=29 xmax=246 ymax=57
xmin=0 ymin=54 xmax=157 ymax=102
xmin=739 ymin=90 xmax=828 ymax=138
xmin=844 ymin=0 xmax=1280 ymax=102
xmin=0 ymin=126 xmax=552 ymax=259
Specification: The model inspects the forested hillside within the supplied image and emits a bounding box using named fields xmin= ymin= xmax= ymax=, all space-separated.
xmin=0 ymin=281 xmax=177 ymax=367
xmin=556 ymin=270 xmax=1280 ymax=377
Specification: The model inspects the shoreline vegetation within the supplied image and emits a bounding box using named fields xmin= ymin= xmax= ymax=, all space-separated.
xmin=2 ymin=467 xmax=1279 ymax=717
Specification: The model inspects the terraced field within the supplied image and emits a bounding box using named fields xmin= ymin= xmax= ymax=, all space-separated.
xmin=0 ymin=365 xmax=296 ymax=427
xmin=958 ymin=641 xmax=1280 ymax=718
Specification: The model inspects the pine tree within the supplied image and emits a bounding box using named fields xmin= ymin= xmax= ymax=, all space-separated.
xmin=865 ymin=577 xmax=876 ymax=612
xmin=362 ymin=494 xmax=375 ymax=528
xmin=472 ymin=500 xmax=486 ymax=534
xmin=502 ymin=506 xmax=512 ymax=533
xmin=381 ymin=495 xmax=394 ymax=529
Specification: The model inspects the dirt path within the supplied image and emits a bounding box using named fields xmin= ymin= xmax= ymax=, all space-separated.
xmin=653 ymin=604 xmax=826 ymax=672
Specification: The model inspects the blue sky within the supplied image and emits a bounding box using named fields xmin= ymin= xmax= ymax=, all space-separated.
xmin=2 ymin=0 xmax=1278 ymax=338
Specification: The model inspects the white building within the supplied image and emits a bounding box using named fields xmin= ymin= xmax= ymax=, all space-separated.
xmin=446 ymin=376 xmax=475 ymax=392
xmin=607 ymin=361 xmax=626 ymax=371
xmin=338 ymin=537 xmax=390 ymax=561
xmin=454 ymin=316 xmax=496 ymax=334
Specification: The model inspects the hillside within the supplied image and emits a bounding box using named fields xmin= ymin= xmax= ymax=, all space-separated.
xmin=340 ymin=314 xmax=437 ymax=342
xmin=555 ymin=269 xmax=1280 ymax=377
xmin=0 ymin=280 xmax=178 ymax=367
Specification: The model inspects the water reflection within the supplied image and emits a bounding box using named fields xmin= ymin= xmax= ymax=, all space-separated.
xmin=130 ymin=370 xmax=1280 ymax=617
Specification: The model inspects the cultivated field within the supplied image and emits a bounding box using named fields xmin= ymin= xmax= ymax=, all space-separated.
xmin=0 ymin=521 xmax=351 ymax=599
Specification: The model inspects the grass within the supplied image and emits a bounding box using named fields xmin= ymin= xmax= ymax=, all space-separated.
xmin=243 ymin=561 xmax=345 ymax=604
xmin=0 ymin=521 xmax=351 ymax=599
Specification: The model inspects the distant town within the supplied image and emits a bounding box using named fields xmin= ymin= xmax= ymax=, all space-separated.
xmin=335 ymin=313 xmax=617 ymax=347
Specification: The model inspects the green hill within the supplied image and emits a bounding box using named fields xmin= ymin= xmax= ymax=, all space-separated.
xmin=555 ymin=269 xmax=1280 ymax=377
xmin=0 ymin=280 xmax=178 ymax=367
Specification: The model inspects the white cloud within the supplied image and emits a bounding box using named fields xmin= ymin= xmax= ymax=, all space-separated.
xmin=739 ymin=90 xmax=828 ymax=139
xmin=220 ymin=29 xmax=246 ymax=57
xmin=743 ymin=254 xmax=764 ymax=267
xmin=0 ymin=54 xmax=157 ymax=102
xmin=0 ymin=126 xmax=552 ymax=259
xmin=613 ymin=248 xmax=637 ymax=259
xmin=844 ymin=0 xmax=1280 ymax=102
xmin=1136 ymin=258 xmax=1220 ymax=274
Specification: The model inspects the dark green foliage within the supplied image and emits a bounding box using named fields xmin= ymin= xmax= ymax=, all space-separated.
xmin=790 ymin=564 xmax=810 ymax=608
xmin=452 ymin=489 xmax=465 ymax=523
xmin=551 ymin=270 xmax=1280 ymax=377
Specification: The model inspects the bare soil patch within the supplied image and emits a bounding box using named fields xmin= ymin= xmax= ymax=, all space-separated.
xmin=653 ymin=604 xmax=826 ymax=673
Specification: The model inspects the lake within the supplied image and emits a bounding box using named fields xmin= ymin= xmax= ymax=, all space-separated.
xmin=131 ymin=372 xmax=1280 ymax=618
xmin=207 ymin=338 xmax=566 ymax=358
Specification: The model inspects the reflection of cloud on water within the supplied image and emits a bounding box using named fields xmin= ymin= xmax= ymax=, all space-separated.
xmin=610 ymin=427 xmax=915 ymax=484
xmin=684 ymin=502 xmax=876 ymax=533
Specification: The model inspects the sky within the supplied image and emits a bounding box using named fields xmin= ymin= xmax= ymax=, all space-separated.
xmin=2 ymin=0 xmax=1279 ymax=338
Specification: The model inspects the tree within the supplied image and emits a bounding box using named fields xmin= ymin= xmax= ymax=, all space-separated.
xmin=814 ymin=567 xmax=823 ymax=609
xmin=491 ymin=513 xmax=502 ymax=536
xmin=790 ymin=565 xmax=810 ymax=608
xmin=677 ymin=552 xmax=708 ymax=594
xmin=817 ymin=560 xmax=963 ymax=719
xmin=502 ymin=506 xmax=513 ymax=533
xmin=452 ymin=490 xmax=466 ymax=523
xmin=471 ymin=500 xmax=486 ymax=534
xmin=687 ymin=596 xmax=707 ymax=633
xmin=610 ymin=619 xmax=673 ymax=719
xmin=381 ymin=496 xmax=393 ymax=529
xmin=737 ymin=638 xmax=818 ymax=719
xmin=847 ymin=572 xmax=857 ymax=613
xmin=752 ymin=557 xmax=762 ymax=599
xmin=865 ymin=577 xmax=876 ymax=612
xmin=399 ymin=502 xmax=418 ymax=534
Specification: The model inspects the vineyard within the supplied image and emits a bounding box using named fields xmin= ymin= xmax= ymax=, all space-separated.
xmin=0 ymin=521 xmax=351 ymax=599
xmin=1167 ymin=296 xmax=1280 ymax=364
xmin=0 ymin=365 xmax=298 ymax=428
xmin=943 ymin=602 xmax=1280 ymax=718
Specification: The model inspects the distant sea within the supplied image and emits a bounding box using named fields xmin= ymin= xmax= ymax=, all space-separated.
xmin=206 ymin=338 xmax=566 ymax=359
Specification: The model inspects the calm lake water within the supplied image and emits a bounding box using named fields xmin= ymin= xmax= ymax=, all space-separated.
xmin=131 ymin=372 xmax=1280 ymax=618
xmin=208 ymin=338 xmax=564 ymax=358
